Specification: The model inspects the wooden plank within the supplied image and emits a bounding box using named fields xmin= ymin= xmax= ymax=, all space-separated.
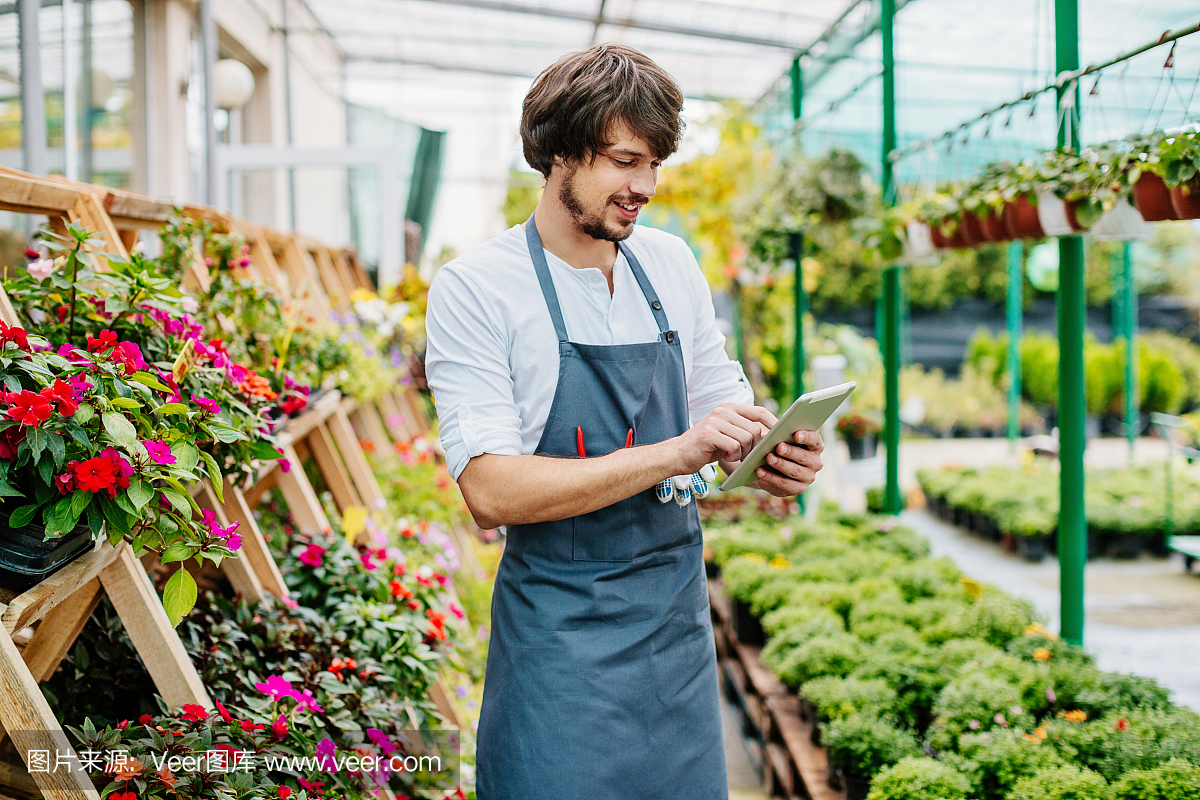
xmin=0 ymin=284 xmax=21 ymax=328
xmin=1 ymin=543 xmax=121 ymax=634
xmin=277 ymin=389 xmax=343 ymax=448
xmin=428 ymin=676 xmax=462 ymax=729
xmin=765 ymin=693 xmax=845 ymax=800
xmin=330 ymin=249 xmax=366 ymax=296
xmin=346 ymin=250 xmax=374 ymax=290
xmin=103 ymin=190 xmax=173 ymax=222
xmin=278 ymin=238 xmax=334 ymax=320
xmin=241 ymin=467 xmax=279 ymax=510
xmin=328 ymin=405 xmax=385 ymax=510
xmin=734 ymin=641 xmax=788 ymax=699
xmin=404 ymin=387 xmax=433 ymax=434
xmin=310 ymin=246 xmax=352 ymax=312
xmin=765 ymin=741 xmax=798 ymax=799
xmin=196 ymin=484 xmax=266 ymax=604
xmin=0 ymin=169 xmax=81 ymax=213
xmin=21 ymin=578 xmax=103 ymax=683
xmin=376 ymin=392 xmax=414 ymax=442
xmin=306 ymin=422 xmax=362 ymax=512
xmin=275 ymin=444 xmax=332 ymax=535
xmin=0 ymin=626 xmax=101 ymax=798
xmin=223 ymin=482 xmax=288 ymax=598
xmin=98 ymin=545 xmax=212 ymax=710
xmin=350 ymin=402 xmax=392 ymax=457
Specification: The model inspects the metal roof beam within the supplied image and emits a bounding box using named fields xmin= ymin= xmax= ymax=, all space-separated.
xmin=403 ymin=0 xmax=802 ymax=49
xmin=346 ymin=54 xmax=538 ymax=79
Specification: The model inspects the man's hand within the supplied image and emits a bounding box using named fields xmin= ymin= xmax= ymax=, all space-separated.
xmin=673 ymin=402 xmax=777 ymax=475
xmin=727 ymin=429 xmax=825 ymax=497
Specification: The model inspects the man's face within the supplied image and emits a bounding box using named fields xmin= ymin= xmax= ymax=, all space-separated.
xmin=554 ymin=125 xmax=660 ymax=242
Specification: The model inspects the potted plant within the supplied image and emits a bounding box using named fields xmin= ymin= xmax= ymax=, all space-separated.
xmin=836 ymin=412 xmax=882 ymax=460
xmin=998 ymin=161 xmax=1047 ymax=239
xmin=1126 ymin=130 xmax=1182 ymax=221
xmin=1155 ymin=129 xmax=1200 ymax=219
xmin=821 ymin=711 xmax=921 ymax=800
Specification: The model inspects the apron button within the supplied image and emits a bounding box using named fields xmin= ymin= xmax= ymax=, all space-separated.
xmin=665 ymin=331 xmax=675 ymax=343
xmin=651 ymin=300 xmax=662 ymax=311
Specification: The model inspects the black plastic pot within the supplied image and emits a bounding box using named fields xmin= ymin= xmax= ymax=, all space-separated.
xmin=845 ymin=435 xmax=877 ymax=460
xmin=1107 ymin=533 xmax=1147 ymax=560
xmin=0 ymin=509 xmax=93 ymax=591
xmin=843 ymin=775 xmax=871 ymax=800
xmin=1017 ymin=533 xmax=1052 ymax=563
xmin=731 ymin=598 xmax=765 ymax=647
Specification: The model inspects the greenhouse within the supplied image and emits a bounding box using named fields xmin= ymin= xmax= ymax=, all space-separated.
xmin=0 ymin=1 xmax=1195 ymax=799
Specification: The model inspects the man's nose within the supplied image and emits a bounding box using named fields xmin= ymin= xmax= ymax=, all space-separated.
xmin=629 ymin=166 xmax=657 ymax=200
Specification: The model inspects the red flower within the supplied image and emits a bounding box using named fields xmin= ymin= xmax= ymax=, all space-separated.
xmin=117 ymin=719 xmax=130 ymax=729
xmin=86 ymin=329 xmax=117 ymax=353
xmin=110 ymin=341 xmax=147 ymax=376
xmin=0 ymin=427 xmax=25 ymax=460
xmin=55 ymin=463 xmax=78 ymax=495
xmin=0 ymin=321 xmax=29 ymax=351
xmin=180 ymin=704 xmax=208 ymax=721
xmin=281 ymin=396 xmax=307 ymax=416
xmin=138 ymin=714 xmax=153 ymax=725
xmin=74 ymin=458 xmax=116 ymax=493
xmin=390 ymin=580 xmax=412 ymax=599
xmin=40 ymin=380 xmax=77 ymax=417
xmin=1115 ymin=718 xmax=1129 ymax=732
xmin=298 ymin=544 xmax=325 ymax=567
xmin=297 ymin=778 xmax=324 ymax=795
xmin=99 ymin=447 xmax=134 ymax=497
xmin=240 ymin=719 xmax=265 ymax=733
xmin=6 ymin=390 xmax=53 ymax=427
xmin=426 ymin=610 xmax=447 ymax=641
xmin=278 ymin=788 xmax=293 ymax=799
xmin=407 ymin=599 xmax=420 ymax=611
xmin=110 ymin=793 xmax=137 ymax=800
xmin=215 ymin=698 xmax=235 ymax=724
xmin=272 ymin=713 xmax=288 ymax=739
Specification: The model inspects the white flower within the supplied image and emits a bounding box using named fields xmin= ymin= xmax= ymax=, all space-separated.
xmin=182 ymin=296 xmax=200 ymax=313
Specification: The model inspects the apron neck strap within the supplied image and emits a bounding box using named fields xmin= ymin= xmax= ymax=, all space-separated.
xmin=525 ymin=214 xmax=671 ymax=343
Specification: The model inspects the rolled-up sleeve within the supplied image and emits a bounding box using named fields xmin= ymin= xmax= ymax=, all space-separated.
xmin=425 ymin=267 xmax=524 ymax=480
xmin=679 ymin=241 xmax=755 ymax=423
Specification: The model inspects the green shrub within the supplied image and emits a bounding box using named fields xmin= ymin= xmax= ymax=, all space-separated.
xmin=776 ymin=631 xmax=868 ymax=687
xmin=802 ymin=676 xmax=900 ymax=724
xmin=721 ymin=554 xmax=774 ymax=602
xmin=1139 ymin=340 xmax=1187 ymax=414
xmin=1045 ymin=709 xmax=1200 ymax=783
xmin=760 ymin=615 xmax=846 ymax=673
xmin=760 ymin=603 xmax=842 ymax=636
xmin=1008 ymin=763 xmax=1111 ymax=800
xmin=889 ymin=558 xmax=961 ymax=602
xmin=822 ymin=712 xmax=921 ymax=782
xmin=923 ymin=591 xmax=1037 ymax=648
xmin=865 ymin=757 xmax=972 ymax=800
xmin=1022 ymin=332 xmax=1060 ymax=408
xmin=1074 ymin=673 xmax=1174 ymax=718
xmin=928 ymin=672 xmax=1038 ymax=750
xmin=1110 ymin=758 xmax=1200 ymax=800
xmin=956 ymin=729 xmax=1070 ymax=800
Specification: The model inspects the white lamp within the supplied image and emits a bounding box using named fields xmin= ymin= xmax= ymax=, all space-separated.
xmin=213 ymin=59 xmax=255 ymax=108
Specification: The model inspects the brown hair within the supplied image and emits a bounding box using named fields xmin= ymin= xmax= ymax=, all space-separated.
xmin=521 ymin=44 xmax=685 ymax=178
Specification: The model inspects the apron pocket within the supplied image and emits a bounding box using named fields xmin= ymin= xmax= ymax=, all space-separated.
xmin=571 ymin=497 xmax=636 ymax=561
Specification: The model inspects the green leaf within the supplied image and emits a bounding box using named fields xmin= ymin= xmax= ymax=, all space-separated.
xmin=199 ymin=451 xmax=224 ymax=502
xmin=26 ymin=427 xmax=48 ymax=462
xmin=114 ymin=490 xmax=137 ymax=516
xmin=74 ymin=403 xmax=95 ymax=426
xmin=2 ymin=375 xmax=21 ymax=393
xmin=101 ymin=412 xmax=139 ymax=450
xmin=43 ymin=431 xmax=65 ymax=469
xmin=0 ymin=479 xmax=23 ymax=499
xmin=127 ymin=478 xmax=154 ymax=510
xmin=160 ymin=486 xmax=191 ymax=517
xmin=205 ymin=423 xmax=246 ymax=444
xmin=171 ymin=442 xmax=199 ymax=472
xmin=68 ymin=489 xmax=92 ymax=519
xmin=63 ymin=421 xmax=90 ymax=449
xmin=86 ymin=499 xmax=103 ymax=535
xmin=159 ymin=541 xmax=197 ymax=563
xmin=99 ymin=496 xmax=132 ymax=538
xmin=162 ymin=567 xmax=197 ymax=626
xmin=43 ymin=494 xmax=86 ymax=538
xmin=109 ymin=397 xmax=143 ymax=410
xmin=155 ymin=403 xmax=190 ymax=416
xmin=130 ymin=372 xmax=171 ymax=392
xmin=7 ymin=503 xmax=39 ymax=528
xmin=36 ymin=457 xmax=53 ymax=486
xmin=249 ymin=440 xmax=284 ymax=461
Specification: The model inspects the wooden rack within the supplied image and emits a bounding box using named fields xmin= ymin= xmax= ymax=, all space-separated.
xmin=0 ymin=167 xmax=463 ymax=798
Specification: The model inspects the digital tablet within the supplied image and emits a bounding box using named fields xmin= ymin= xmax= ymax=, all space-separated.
xmin=719 ymin=381 xmax=857 ymax=491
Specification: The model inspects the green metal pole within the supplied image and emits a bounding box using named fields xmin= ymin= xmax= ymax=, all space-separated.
xmin=791 ymin=233 xmax=807 ymax=399
xmin=731 ymin=282 xmax=744 ymax=365
xmin=1007 ymin=241 xmax=1024 ymax=448
xmin=881 ymin=0 xmax=901 ymax=515
xmin=790 ymin=56 xmax=803 ymax=128
xmin=1056 ymin=0 xmax=1086 ymax=647
xmin=1124 ymin=242 xmax=1137 ymax=461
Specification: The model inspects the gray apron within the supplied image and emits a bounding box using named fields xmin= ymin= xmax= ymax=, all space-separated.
xmin=474 ymin=217 xmax=727 ymax=799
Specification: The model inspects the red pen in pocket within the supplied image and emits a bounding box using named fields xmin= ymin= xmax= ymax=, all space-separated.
xmin=577 ymin=426 xmax=586 ymax=458
xmin=625 ymin=428 xmax=633 ymax=448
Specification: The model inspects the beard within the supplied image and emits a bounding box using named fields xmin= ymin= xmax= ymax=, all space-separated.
xmin=558 ymin=164 xmax=640 ymax=243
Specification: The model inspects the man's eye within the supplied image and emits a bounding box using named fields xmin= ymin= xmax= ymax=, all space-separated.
xmin=614 ymin=159 xmax=634 ymax=167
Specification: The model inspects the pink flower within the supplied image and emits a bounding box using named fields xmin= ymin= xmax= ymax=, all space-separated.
xmin=282 ymin=595 xmax=299 ymax=609
xmin=143 ymin=440 xmax=176 ymax=465
xmin=224 ymin=531 xmax=242 ymax=551
xmin=111 ymin=340 xmax=147 ymax=375
xmin=255 ymin=674 xmax=293 ymax=700
xmin=366 ymin=728 xmax=396 ymax=755
xmin=26 ymin=258 xmax=54 ymax=279
xmin=190 ymin=395 xmax=221 ymax=414
xmin=272 ymin=713 xmax=288 ymax=739
xmin=359 ymin=552 xmax=377 ymax=571
xmin=298 ymin=543 xmax=325 ymax=567
xmin=315 ymin=737 xmax=336 ymax=771
xmin=291 ymin=687 xmax=324 ymax=714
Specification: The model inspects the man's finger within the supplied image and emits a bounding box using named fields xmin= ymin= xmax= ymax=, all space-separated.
xmin=792 ymin=429 xmax=824 ymax=451
xmin=752 ymin=466 xmax=809 ymax=496
xmin=727 ymin=403 xmax=778 ymax=429
xmin=765 ymin=452 xmax=817 ymax=481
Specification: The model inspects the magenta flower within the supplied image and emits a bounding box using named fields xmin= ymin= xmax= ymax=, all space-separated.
xmin=255 ymin=675 xmax=293 ymax=700
xmin=291 ymin=687 xmax=323 ymax=714
xmin=143 ymin=440 xmax=176 ymax=465
xmin=359 ymin=552 xmax=378 ymax=571
xmin=367 ymin=728 xmax=396 ymax=755
xmin=224 ymin=531 xmax=243 ymax=551
xmin=315 ymin=738 xmax=337 ymax=771
xmin=298 ymin=543 xmax=325 ymax=567
xmin=191 ymin=395 xmax=221 ymax=414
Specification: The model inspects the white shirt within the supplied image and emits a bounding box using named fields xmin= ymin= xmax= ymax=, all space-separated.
xmin=425 ymin=223 xmax=754 ymax=480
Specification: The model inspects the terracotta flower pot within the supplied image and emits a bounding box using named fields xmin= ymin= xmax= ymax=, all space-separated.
xmin=1169 ymin=177 xmax=1200 ymax=219
xmin=1064 ymin=200 xmax=1091 ymax=232
xmin=1003 ymin=195 xmax=1045 ymax=239
xmin=1132 ymin=172 xmax=1181 ymax=221
xmin=979 ymin=210 xmax=1009 ymax=241
xmin=948 ymin=225 xmax=968 ymax=249
xmin=960 ymin=212 xmax=985 ymax=246
xmin=929 ymin=225 xmax=950 ymax=249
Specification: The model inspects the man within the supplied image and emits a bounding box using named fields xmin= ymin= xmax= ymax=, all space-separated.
xmin=425 ymin=43 xmax=824 ymax=800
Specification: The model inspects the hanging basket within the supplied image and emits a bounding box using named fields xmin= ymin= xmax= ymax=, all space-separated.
xmin=1132 ymin=172 xmax=1180 ymax=221
xmin=1003 ymin=195 xmax=1045 ymax=239
xmin=1035 ymin=191 xmax=1075 ymax=236
xmin=978 ymin=209 xmax=1010 ymax=241
xmin=902 ymin=220 xmax=936 ymax=262
xmin=1090 ymin=198 xmax=1150 ymax=241
xmin=929 ymin=224 xmax=950 ymax=249
xmin=1169 ymin=177 xmax=1200 ymax=219
xmin=960 ymin=212 xmax=986 ymax=246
